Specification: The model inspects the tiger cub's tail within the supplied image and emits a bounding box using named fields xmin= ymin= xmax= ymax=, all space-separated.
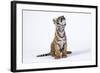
xmin=37 ymin=53 xmax=50 ymax=57
xmin=67 ymin=51 xmax=72 ymax=54
xmin=37 ymin=51 xmax=72 ymax=57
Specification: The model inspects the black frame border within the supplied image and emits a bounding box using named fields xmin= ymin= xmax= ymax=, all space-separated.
xmin=11 ymin=1 xmax=98 ymax=72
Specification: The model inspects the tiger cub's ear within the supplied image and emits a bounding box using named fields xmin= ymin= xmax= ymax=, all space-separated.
xmin=53 ymin=18 xmax=56 ymax=24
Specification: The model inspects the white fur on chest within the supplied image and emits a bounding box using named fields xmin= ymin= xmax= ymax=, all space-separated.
xmin=56 ymin=31 xmax=66 ymax=49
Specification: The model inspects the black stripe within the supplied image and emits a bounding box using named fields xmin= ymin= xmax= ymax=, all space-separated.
xmin=37 ymin=53 xmax=50 ymax=57
xmin=57 ymin=30 xmax=65 ymax=38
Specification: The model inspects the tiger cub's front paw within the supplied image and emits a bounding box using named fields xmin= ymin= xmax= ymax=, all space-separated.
xmin=62 ymin=54 xmax=67 ymax=58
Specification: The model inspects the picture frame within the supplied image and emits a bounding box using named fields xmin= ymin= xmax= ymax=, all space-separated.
xmin=11 ymin=1 xmax=98 ymax=72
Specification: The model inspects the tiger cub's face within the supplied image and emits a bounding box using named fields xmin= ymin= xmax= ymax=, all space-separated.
xmin=53 ymin=16 xmax=66 ymax=32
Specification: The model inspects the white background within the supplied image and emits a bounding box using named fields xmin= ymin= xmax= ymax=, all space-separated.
xmin=23 ymin=10 xmax=93 ymax=63
xmin=0 ymin=0 xmax=100 ymax=73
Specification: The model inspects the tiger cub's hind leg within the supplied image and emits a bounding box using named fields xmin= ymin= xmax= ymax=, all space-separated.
xmin=50 ymin=43 xmax=55 ymax=57
xmin=50 ymin=50 xmax=55 ymax=57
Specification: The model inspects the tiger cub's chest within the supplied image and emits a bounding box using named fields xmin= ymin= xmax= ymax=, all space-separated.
xmin=56 ymin=31 xmax=66 ymax=49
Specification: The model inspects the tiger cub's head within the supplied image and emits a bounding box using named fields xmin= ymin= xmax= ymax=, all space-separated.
xmin=53 ymin=16 xmax=66 ymax=32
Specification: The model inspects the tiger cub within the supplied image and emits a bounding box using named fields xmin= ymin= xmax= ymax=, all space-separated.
xmin=37 ymin=16 xmax=72 ymax=59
